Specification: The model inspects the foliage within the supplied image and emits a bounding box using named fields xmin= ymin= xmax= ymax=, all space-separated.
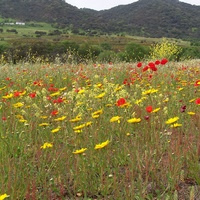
xmin=97 ymin=50 xmax=117 ymax=62
xmin=124 ymin=42 xmax=150 ymax=62
xmin=149 ymin=38 xmax=182 ymax=61
xmin=180 ymin=46 xmax=200 ymax=60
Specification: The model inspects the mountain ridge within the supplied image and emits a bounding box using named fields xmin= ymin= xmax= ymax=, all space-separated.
xmin=0 ymin=0 xmax=200 ymax=38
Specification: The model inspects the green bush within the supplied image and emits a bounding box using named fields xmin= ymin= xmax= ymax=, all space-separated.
xmin=180 ymin=46 xmax=200 ymax=60
xmin=124 ymin=42 xmax=150 ymax=62
xmin=97 ymin=50 xmax=117 ymax=62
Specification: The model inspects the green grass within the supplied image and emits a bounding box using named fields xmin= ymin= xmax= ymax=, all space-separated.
xmin=0 ymin=58 xmax=200 ymax=199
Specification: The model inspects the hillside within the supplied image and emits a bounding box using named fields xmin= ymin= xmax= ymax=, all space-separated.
xmin=96 ymin=0 xmax=200 ymax=38
xmin=0 ymin=0 xmax=200 ymax=39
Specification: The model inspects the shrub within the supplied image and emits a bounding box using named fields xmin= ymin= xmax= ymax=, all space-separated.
xmin=150 ymin=38 xmax=182 ymax=61
xmin=124 ymin=42 xmax=150 ymax=62
xmin=180 ymin=46 xmax=200 ymax=60
xmin=97 ymin=50 xmax=117 ymax=62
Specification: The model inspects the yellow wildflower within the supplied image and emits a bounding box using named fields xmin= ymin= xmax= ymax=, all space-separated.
xmin=135 ymin=99 xmax=143 ymax=105
xmin=39 ymin=123 xmax=50 ymax=126
xmin=76 ymin=102 xmax=83 ymax=106
xmin=69 ymin=116 xmax=82 ymax=122
xmin=54 ymin=116 xmax=67 ymax=121
xmin=165 ymin=117 xmax=179 ymax=124
xmin=95 ymin=92 xmax=106 ymax=99
xmin=95 ymin=140 xmax=110 ymax=150
xmin=110 ymin=116 xmax=121 ymax=123
xmin=92 ymin=114 xmax=100 ymax=119
xmin=85 ymin=121 xmax=92 ymax=126
xmin=92 ymin=109 xmax=103 ymax=116
xmin=15 ymin=114 xmax=24 ymax=119
xmin=127 ymin=118 xmax=141 ymax=123
xmin=170 ymin=123 xmax=182 ymax=128
xmin=73 ymin=148 xmax=87 ymax=154
xmin=2 ymin=93 xmax=13 ymax=99
xmin=73 ymin=124 xmax=86 ymax=131
xmin=40 ymin=142 xmax=53 ymax=149
xmin=78 ymin=89 xmax=85 ymax=94
xmin=19 ymin=119 xmax=27 ymax=123
xmin=114 ymin=85 xmax=123 ymax=92
xmin=189 ymin=98 xmax=195 ymax=103
xmin=0 ymin=194 xmax=10 ymax=200
xmin=20 ymin=90 xmax=26 ymax=96
xmin=74 ymin=130 xmax=83 ymax=133
xmin=50 ymin=91 xmax=61 ymax=97
xmin=51 ymin=126 xmax=61 ymax=133
xmin=92 ymin=109 xmax=103 ymax=118
xmin=40 ymin=116 xmax=48 ymax=119
xmin=152 ymin=108 xmax=161 ymax=113
xmin=142 ymin=88 xmax=158 ymax=95
xmin=13 ymin=102 xmax=24 ymax=108
xmin=0 ymin=86 xmax=6 ymax=91
xmin=163 ymin=98 xmax=169 ymax=103
xmin=59 ymin=87 xmax=67 ymax=91
xmin=187 ymin=112 xmax=195 ymax=115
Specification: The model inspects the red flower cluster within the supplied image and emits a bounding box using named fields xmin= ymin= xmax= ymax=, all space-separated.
xmin=48 ymin=86 xmax=59 ymax=92
xmin=53 ymin=97 xmax=64 ymax=104
xmin=137 ymin=58 xmax=168 ymax=72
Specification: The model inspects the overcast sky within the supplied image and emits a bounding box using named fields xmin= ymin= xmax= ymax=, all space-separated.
xmin=65 ymin=0 xmax=200 ymax=10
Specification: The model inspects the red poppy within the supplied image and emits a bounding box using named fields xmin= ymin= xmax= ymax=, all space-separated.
xmin=148 ymin=62 xmax=155 ymax=68
xmin=194 ymin=80 xmax=200 ymax=86
xmin=123 ymin=79 xmax=128 ymax=85
xmin=161 ymin=58 xmax=168 ymax=65
xmin=143 ymin=66 xmax=149 ymax=72
xmin=2 ymin=116 xmax=7 ymax=121
xmin=48 ymin=87 xmax=59 ymax=92
xmin=53 ymin=97 xmax=64 ymax=104
xmin=146 ymin=106 xmax=153 ymax=113
xmin=195 ymin=98 xmax=200 ymax=105
xmin=75 ymin=88 xmax=80 ymax=93
xmin=29 ymin=92 xmax=36 ymax=98
xmin=51 ymin=110 xmax=58 ymax=116
xmin=116 ymin=98 xmax=126 ymax=107
xmin=155 ymin=60 xmax=160 ymax=65
xmin=148 ymin=62 xmax=157 ymax=71
xmin=33 ymin=80 xmax=43 ymax=86
xmin=137 ymin=62 xmax=142 ymax=68
xmin=13 ymin=91 xmax=22 ymax=97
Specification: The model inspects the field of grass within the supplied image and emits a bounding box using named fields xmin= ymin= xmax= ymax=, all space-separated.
xmin=0 ymin=58 xmax=200 ymax=199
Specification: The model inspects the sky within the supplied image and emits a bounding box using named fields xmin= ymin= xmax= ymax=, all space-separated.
xmin=65 ymin=0 xmax=200 ymax=10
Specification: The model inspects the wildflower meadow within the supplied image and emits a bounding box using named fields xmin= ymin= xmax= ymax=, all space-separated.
xmin=0 ymin=57 xmax=200 ymax=199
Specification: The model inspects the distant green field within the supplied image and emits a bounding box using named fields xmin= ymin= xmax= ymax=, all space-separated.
xmin=0 ymin=19 xmax=191 ymax=52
